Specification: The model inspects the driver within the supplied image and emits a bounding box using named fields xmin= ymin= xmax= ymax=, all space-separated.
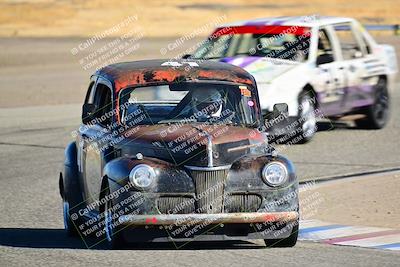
xmin=191 ymin=88 xmax=223 ymax=120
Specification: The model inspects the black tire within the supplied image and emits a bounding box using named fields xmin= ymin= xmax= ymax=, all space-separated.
xmin=102 ymin=187 xmax=125 ymax=249
xmin=61 ymin=143 xmax=87 ymax=237
xmin=60 ymin=173 xmax=81 ymax=237
xmin=63 ymin=201 xmax=79 ymax=236
xmin=355 ymin=78 xmax=389 ymax=129
xmin=264 ymin=222 xmax=299 ymax=248
xmin=296 ymin=91 xmax=317 ymax=144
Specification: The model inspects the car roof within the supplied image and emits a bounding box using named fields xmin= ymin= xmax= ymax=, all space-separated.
xmin=220 ymin=15 xmax=354 ymax=28
xmin=95 ymin=59 xmax=256 ymax=92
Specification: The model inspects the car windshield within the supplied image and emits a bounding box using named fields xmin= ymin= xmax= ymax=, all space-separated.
xmin=119 ymin=82 xmax=260 ymax=127
xmin=192 ymin=26 xmax=311 ymax=62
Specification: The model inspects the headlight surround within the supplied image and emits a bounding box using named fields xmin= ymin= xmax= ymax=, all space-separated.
xmin=262 ymin=161 xmax=288 ymax=187
xmin=129 ymin=164 xmax=156 ymax=188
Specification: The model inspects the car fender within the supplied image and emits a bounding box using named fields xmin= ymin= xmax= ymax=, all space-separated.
xmin=266 ymin=64 xmax=312 ymax=116
xmin=375 ymin=44 xmax=398 ymax=93
xmin=101 ymin=157 xmax=196 ymax=215
xmin=102 ymin=157 xmax=195 ymax=194
xmin=60 ymin=142 xmax=83 ymax=201
xmin=61 ymin=142 xmax=86 ymax=220
xmin=226 ymin=154 xmax=298 ymax=212
xmin=377 ymin=44 xmax=398 ymax=75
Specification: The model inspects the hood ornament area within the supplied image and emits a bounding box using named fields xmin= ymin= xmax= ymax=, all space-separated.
xmin=191 ymin=126 xmax=214 ymax=168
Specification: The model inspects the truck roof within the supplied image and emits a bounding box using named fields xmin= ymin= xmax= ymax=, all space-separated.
xmin=220 ymin=15 xmax=354 ymax=28
xmin=96 ymin=59 xmax=256 ymax=92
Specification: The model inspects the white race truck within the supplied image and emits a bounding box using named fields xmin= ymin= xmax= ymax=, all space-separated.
xmin=189 ymin=16 xmax=398 ymax=143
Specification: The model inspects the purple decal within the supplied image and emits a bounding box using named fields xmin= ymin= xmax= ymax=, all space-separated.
xmin=221 ymin=57 xmax=261 ymax=68
xmin=271 ymin=16 xmax=290 ymax=25
xmin=244 ymin=19 xmax=271 ymax=26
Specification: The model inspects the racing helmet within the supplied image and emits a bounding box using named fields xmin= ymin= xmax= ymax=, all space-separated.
xmin=191 ymin=88 xmax=223 ymax=119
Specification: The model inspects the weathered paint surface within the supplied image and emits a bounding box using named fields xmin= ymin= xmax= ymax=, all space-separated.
xmin=95 ymin=59 xmax=257 ymax=123
xmin=96 ymin=59 xmax=255 ymax=93
xmin=63 ymin=59 xmax=299 ymax=243
xmin=119 ymin=211 xmax=299 ymax=225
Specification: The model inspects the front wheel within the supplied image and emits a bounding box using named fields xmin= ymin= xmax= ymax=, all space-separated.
xmin=296 ymin=92 xmax=317 ymax=144
xmin=102 ymin=188 xmax=125 ymax=249
xmin=264 ymin=222 xmax=299 ymax=248
xmin=63 ymin=200 xmax=79 ymax=236
xmin=60 ymin=173 xmax=81 ymax=237
xmin=355 ymin=79 xmax=389 ymax=129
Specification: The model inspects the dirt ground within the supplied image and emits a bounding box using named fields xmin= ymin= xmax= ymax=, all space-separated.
xmin=300 ymin=171 xmax=400 ymax=229
xmin=0 ymin=0 xmax=399 ymax=37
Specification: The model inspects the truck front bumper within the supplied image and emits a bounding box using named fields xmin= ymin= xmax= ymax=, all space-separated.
xmin=118 ymin=211 xmax=298 ymax=226
xmin=117 ymin=211 xmax=299 ymax=242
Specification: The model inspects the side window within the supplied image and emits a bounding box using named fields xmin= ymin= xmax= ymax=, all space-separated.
xmin=334 ymin=23 xmax=364 ymax=60
xmin=316 ymin=28 xmax=335 ymax=65
xmin=317 ymin=29 xmax=334 ymax=56
xmin=84 ymin=81 xmax=95 ymax=104
xmin=93 ymin=83 xmax=112 ymax=127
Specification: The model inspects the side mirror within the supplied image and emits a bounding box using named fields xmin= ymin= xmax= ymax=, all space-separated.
xmin=273 ymin=103 xmax=289 ymax=119
xmin=182 ymin=54 xmax=191 ymax=59
xmin=316 ymin=53 xmax=334 ymax=65
xmin=82 ymin=103 xmax=96 ymax=124
xmin=263 ymin=103 xmax=289 ymax=130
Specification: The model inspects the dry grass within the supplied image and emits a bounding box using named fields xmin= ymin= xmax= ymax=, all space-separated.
xmin=0 ymin=0 xmax=399 ymax=37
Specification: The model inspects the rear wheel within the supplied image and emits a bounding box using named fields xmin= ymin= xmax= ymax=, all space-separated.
xmin=355 ymin=78 xmax=389 ymax=129
xmin=264 ymin=222 xmax=299 ymax=248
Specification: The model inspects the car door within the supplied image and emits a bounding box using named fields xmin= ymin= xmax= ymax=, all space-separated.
xmin=332 ymin=22 xmax=372 ymax=110
xmin=314 ymin=26 xmax=348 ymax=116
xmin=78 ymin=77 xmax=114 ymax=210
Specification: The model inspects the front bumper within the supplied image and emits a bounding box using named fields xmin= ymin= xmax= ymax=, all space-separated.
xmin=117 ymin=211 xmax=299 ymax=242
xmin=118 ymin=211 xmax=298 ymax=226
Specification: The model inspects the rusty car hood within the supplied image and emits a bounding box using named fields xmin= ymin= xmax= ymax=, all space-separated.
xmin=117 ymin=123 xmax=267 ymax=167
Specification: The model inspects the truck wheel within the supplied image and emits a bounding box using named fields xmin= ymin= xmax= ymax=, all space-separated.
xmin=296 ymin=92 xmax=317 ymax=143
xmin=264 ymin=222 xmax=299 ymax=248
xmin=60 ymin=173 xmax=80 ymax=237
xmin=61 ymin=143 xmax=86 ymax=237
xmin=102 ymin=187 xmax=125 ymax=249
xmin=63 ymin=201 xmax=79 ymax=236
xmin=355 ymin=79 xmax=389 ymax=129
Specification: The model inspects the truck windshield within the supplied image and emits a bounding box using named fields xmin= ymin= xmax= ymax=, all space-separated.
xmin=119 ymin=82 xmax=260 ymax=127
xmin=192 ymin=26 xmax=311 ymax=62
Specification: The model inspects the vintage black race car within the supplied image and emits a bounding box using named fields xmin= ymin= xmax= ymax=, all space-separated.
xmin=59 ymin=59 xmax=299 ymax=248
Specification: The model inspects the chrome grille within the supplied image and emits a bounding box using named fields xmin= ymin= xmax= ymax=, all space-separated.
xmin=190 ymin=169 xmax=228 ymax=214
xmin=224 ymin=194 xmax=262 ymax=213
xmin=157 ymin=196 xmax=195 ymax=214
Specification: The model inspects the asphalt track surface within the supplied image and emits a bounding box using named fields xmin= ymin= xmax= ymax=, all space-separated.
xmin=0 ymin=38 xmax=399 ymax=266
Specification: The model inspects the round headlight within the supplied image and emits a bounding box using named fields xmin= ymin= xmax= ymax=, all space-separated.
xmin=262 ymin=162 xmax=288 ymax=187
xmin=129 ymin=164 xmax=155 ymax=188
